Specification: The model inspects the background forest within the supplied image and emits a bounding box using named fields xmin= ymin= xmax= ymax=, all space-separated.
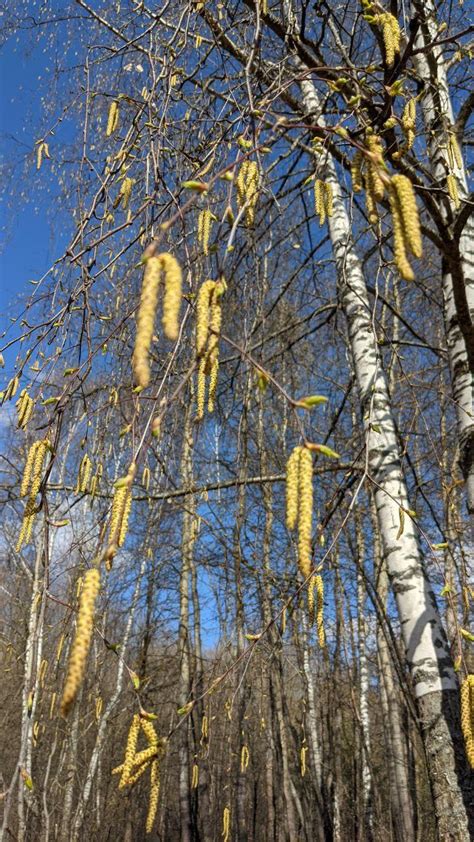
xmin=0 ymin=1 xmax=473 ymax=841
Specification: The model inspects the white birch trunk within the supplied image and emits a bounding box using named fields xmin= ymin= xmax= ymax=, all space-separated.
xmin=289 ymin=51 xmax=472 ymax=837
xmin=411 ymin=0 xmax=474 ymax=513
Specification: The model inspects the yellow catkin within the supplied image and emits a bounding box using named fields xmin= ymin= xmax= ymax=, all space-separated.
xmin=60 ymin=567 xmax=100 ymax=716
xmin=118 ymin=177 xmax=134 ymax=209
xmin=146 ymin=760 xmax=160 ymax=833
xmin=448 ymin=134 xmax=463 ymax=170
xmin=324 ymin=181 xmax=333 ymax=217
xmin=105 ymin=462 xmax=136 ymax=565
xmin=447 ymin=173 xmax=460 ymax=209
xmin=75 ymin=454 xmax=92 ymax=494
xmin=351 ymin=152 xmax=363 ymax=193
xmin=240 ymin=745 xmax=250 ymax=772
xmin=132 ymin=256 xmax=162 ymax=389
xmin=222 ymin=806 xmax=230 ymax=842
xmin=106 ymin=100 xmax=119 ymax=137
xmin=391 ymin=175 xmax=422 ymax=259
xmin=401 ymin=99 xmax=416 ymax=151
xmin=192 ymin=763 xmax=199 ymax=788
xmin=300 ymin=745 xmax=307 ymax=777
xmin=201 ymin=715 xmax=208 ymax=740
xmin=388 ymin=188 xmax=413 ymax=281
xmin=366 ymin=134 xmax=385 ymax=201
xmin=315 ymin=574 xmax=325 ymax=646
xmin=460 ymin=675 xmax=474 ymax=768
xmin=379 ymin=12 xmax=400 ymax=67
xmin=132 ymin=253 xmax=183 ymax=389
xmin=314 ymin=179 xmax=326 ymax=226
xmin=207 ymin=284 xmax=223 ymax=413
xmin=119 ymin=714 xmax=141 ymax=788
xmin=198 ymin=209 xmax=214 ymax=256
xmin=236 ymin=160 xmax=259 ymax=226
xmin=196 ymin=280 xmax=216 ymax=355
xmin=20 ymin=440 xmax=45 ymax=498
xmin=298 ymin=448 xmax=313 ymax=580
xmin=197 ymin=357 xmax=207 ymax=420
xmin=308 ymin=574 xmax=316 ymax=624
xmin=160 ymin=253 xmax=182 ymax=341
xmin=286 ymin=447 xmax=302 ymax=530
xmin=122 ymin=759 xmax=151 ymax=787
xmin=16 ymin=390 xmax=34 ymax=429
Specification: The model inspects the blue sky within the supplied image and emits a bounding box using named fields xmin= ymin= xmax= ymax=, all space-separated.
xmin=0 ymin=25 xmax=64 ymax=339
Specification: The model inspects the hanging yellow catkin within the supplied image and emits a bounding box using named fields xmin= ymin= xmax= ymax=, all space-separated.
xmin=105 ymin=462 xmax=136 ymax=566
xmin=378 ymin=12 xmax=400 ymax=67
xmin=314 ymin=179 xmax=326 ymax=226
xmin=391 ymin=175 xmax=422 ymax=259
xmin=16 ymin=390 xmax=34 ymax=429
xmin=132 ymin=253 xmax=183 ymax=389
xmin=222 ymin=806 xmax=230 ymax=842
xmin=286 ymin=446 xmax=302 ymax=530
xmin=106 ymin=100 xmax=119 ymax=137
xmin=207 ymin=283 xmax=223 ymax=413
xmin=196 ymin=280 xmax=216 ymax=356
xmin=75 ymin=454 xmax=92 ymax=494
xmin=447 ymin=173 xmax=460 ymax=209
xmin=192 ymin=763 xmax=199 ymax=789
xmin=198 ymin=209 xmax=214 ymax=256
xmin=133 ymin=256 xmax=161 ymax=389
xmin=146 ymin=760 xmax=160 ymax=833
xmin=366 ymin=134 xmax=385 ymax=201
xmin=351 ymin=152 xmax=363 ymax=193
xmin=236 ymin=160 xmax=259 ymax=226
xmin=315 ymin=574 xmax=325 ymax=646
xmin=300 ymin=745 xmax=308 ymax=777
xmin=308 ymin=573 xmax=316 ymax=624
xmin=195 ymin=280 xmax=224 ymax=418
xmin=448 ymin=133 xmax=463 ymax=170
xmin=460 ymin=675 xmax=474 ymax=768
xmin=60 ymin=567 xmax=100 ymax=716
xmin=160 ymin=253 xmax=182 ymax=341
xmin=401 ymin=99 xmax=416 ymax=151
xmin=119 ymin=714 xmax=141 ymax=788
xmin=388 ymin=188 xmax=414 ymax=281
xmin=17 ymin=439 xmax=51 ymax=551
xmin=297 ymin=448 xmax=313 ymax=580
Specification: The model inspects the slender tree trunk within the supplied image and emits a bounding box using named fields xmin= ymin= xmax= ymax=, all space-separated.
xmin=292 ymin=59 xmax=473 ymax=838
xmin=355 ymin=517 xmax=373 ymax=841
xmin=411 ymin=0 xmax=474 ymax=515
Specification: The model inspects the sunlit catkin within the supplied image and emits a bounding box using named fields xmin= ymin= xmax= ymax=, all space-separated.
xmin=60 ymin=567 xmax=100 ymax=716
xmin=460 ymin=675 xmax=474 ymax=768
xmin=105 ymin=462 xmax=136 ymax=566
xmin=119 ymin=714 xmax=141 ymax=788
xmin=160 ymin=253 xmax=182 ymax=341
xmin=198 ymin=209 xmax=214 ymax=256
xmin=378 ymin=12 xmax=400 ymax=67
xmin=391 ymin=175 xmax=422 ymax=259
xmin=133 ymin=256 xmax=161 ymax=389
xmin=196 ymin=280 xmax=216 ymax=355
xmin=192 ymin=763 xmax=199 ymax=789
xmin=297 ymin=448 xmax=313 ymax=580
xmin=366 ymin=134 xmax=385 ymax=201
xmin=16 ymin=390 xmax=34 ymax=430
xmin=146 ymin=760 xmax=160 ymax=833
xmin=106 ymin=100 xmax=119 ymax=137
xmin=351 ymin=152 xmax=363 ymax=193
xmin=236 ymin=160 xmax=259 ymax=226
xmin=207 ymin=283 xmax=223 ymax=413
xmin=447 ymin=173 xmax=460 ymax=209
xmin=389 ymin=188 xmax=413 ymax=281
xmin=315 ymin=574 xmax=325 ymax=646
xmin=401 ymin=99 xmax=416 ymax=151
xmin=286 ymin=446 xmax=302 ymax=530
xmin=75 ymin=454 xmax=92 ymax=494
xmin=240 ymin=745 xmax=250 ymax=772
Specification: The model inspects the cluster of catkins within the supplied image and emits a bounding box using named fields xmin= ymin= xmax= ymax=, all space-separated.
xmin=132 ymin=252 xmax=183 ymax=390
xmin=112 ymin=714 xmax=163 ymax=833
xmin=17 ymin=438 xmax=50 ymax=551
xmin=236 ymin=160 xmax=259 ymax=226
